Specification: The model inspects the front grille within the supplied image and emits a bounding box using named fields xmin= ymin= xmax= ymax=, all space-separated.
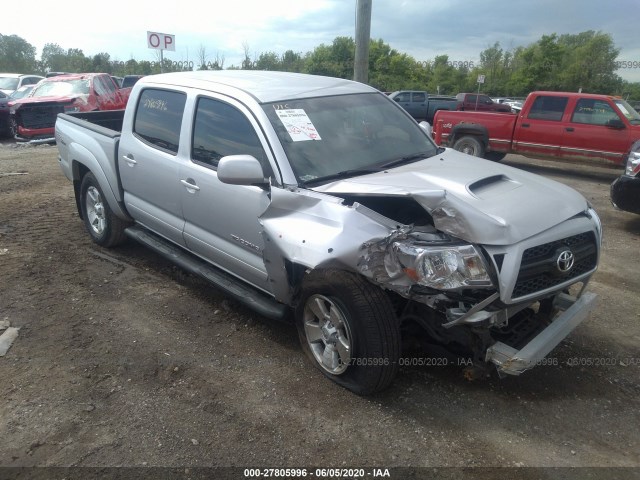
xmin=17 ymin=105 xmax=64 ymax=129
xmin=512 ymin=232 xmax=597 ymax=299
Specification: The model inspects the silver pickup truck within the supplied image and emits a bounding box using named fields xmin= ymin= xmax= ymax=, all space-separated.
xmin=56 ymin=71 xmax=601 ymax=395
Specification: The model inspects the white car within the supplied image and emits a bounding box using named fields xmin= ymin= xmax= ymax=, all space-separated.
xmin=0 ymin=73 xmax=44 ymax=96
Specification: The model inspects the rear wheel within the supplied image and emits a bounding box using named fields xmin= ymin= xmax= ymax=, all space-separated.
xmin=452 ymin=136 xmax=485 ymax=157
xmin=295 ymin=269 xmax=400 ymax=395
xmin=80 ymin=172 xmax=128 ymax=247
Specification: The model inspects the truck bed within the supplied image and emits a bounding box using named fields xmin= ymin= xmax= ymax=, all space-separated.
xmin=60 ymin=110 xmax=125 ymax=137
xmin=56 ymin=110 xmax=126 ymax=211
xmin=434 ymin=110 xmax=517 ymax=153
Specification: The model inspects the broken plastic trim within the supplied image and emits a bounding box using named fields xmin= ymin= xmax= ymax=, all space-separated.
xmin=486 ymin=292 xmax=597 ymax=376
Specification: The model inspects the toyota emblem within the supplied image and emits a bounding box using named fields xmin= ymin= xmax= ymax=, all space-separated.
xmin=557 ymin=250 xmax=575 ymax=273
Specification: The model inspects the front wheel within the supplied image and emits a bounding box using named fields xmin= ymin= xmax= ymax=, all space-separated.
xmin=9 ymin=117 xmax=18 ymax=138
xmin=295 ymin=269 xmax=400 ymax=395
xmin=452 ymin=136 xmax=485 ymax=158
xmin=80 ymin=172 xmax=128 ymax=247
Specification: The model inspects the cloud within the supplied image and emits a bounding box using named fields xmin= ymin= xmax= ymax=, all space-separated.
xmin=7 ymin=0 xmax=640 ymax=81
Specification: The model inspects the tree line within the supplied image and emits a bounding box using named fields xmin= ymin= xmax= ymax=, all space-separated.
xmin=1 ymin=30 xmax=639 ymax=99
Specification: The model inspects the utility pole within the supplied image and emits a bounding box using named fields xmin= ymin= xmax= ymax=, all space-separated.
xmin=354 ymin=0 xmax=372 ymax=84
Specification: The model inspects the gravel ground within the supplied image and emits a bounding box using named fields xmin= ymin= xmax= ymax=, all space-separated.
xmin=0 ymin=141 xmax=639 ymax=479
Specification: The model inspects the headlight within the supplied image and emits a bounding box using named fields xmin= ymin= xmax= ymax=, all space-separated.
xmin=625 ymin=151 xmax=640 ymax=177
xmin=387 ymin=242 xmax=493 ymax=290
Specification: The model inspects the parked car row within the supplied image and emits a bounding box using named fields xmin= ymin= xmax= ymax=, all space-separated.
xmin=0 ymin=73 xmax=44 ymax=96
xmin=387 ymin=90 xmax=457 ymax=122
xmin=389 ymin=90 xmax=515 ymax=122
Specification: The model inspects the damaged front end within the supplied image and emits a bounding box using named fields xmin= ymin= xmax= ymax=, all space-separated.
xmin=11 ymin=101 xmax=66 ymax=142
xmin=358 ymin=223 xmax=599 ymax=376
xmin=260 ymin=181 xmax=601 ymax=378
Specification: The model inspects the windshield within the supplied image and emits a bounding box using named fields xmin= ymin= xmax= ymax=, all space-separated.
xmin=262 ymin=93 xmax=438 ymax=184
xmin=614 ymin=99 xmax=640 ymax=124
xmin=0 ymin=77 xmax=19 ymax=90
xmin=32 ymin=79 xmax=90 ymax=98
xmin=9 ymin=86 xmax=34 ymax=100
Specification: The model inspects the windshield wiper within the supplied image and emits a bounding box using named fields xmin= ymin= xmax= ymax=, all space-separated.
xmin=377 ymin=151 xmax=434 ymax=170
xmin=300 ymin=150 xmax=438 ymax=187
xmin=300 ymin=167 xmax=382 ymax=186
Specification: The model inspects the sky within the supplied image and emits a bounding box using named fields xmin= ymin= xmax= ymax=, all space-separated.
xmin=7 ymin=0 xmax=640 ymax=82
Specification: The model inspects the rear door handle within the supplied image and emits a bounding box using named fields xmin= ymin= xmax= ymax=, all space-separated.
xmin=521 ymin=123 xmax=530 ymax=128
xmin=180 ymin=179 xmax=200 ymax=191
xmin=122 ymin=154 xmax=137 ymax=166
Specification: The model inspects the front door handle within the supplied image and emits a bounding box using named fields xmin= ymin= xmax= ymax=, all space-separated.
xmin=565 ymin=127 xmax=574 ymax=132
xmin=180 ymin=179 xmax=200 ymax=191
xmin=122 ymin=154 xmax=137 ymax=166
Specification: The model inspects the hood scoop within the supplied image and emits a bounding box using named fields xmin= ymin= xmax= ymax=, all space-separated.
xmin=468 ymin=175 xmax=521 ymax=199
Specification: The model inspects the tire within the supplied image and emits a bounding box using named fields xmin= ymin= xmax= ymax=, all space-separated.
xmin=485 ymin=151 xmax=506 ymax=162
xmin=295 ymin=269 xmax=400 ymax=395
xmin=80 ymin=172 xmax=128 ymax=247
xmin=9 ymin=117 xmax=17 ymax=138
xmin=452 ymin=136 xmax=485 ymax=157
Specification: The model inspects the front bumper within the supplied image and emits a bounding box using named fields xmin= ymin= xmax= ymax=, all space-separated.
xmin=485 ymin=291 xmax=597 ymax=375
xmin=611 ymin=175 xmax=640 ymax=214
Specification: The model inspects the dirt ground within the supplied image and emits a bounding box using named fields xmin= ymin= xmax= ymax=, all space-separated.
xmin=0 ymin=141 xmax=639 ymax=476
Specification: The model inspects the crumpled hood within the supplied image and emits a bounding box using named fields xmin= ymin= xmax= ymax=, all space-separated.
xmin=12 ymin=95 xmax=86 ymax=108
xmin=312 ymin=149 xmax=589 ymax=245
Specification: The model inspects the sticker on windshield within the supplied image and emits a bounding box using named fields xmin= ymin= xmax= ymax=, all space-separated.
xmin=617 ymin=103 xmax=631 ymax=116
xmin=275 ymin=109 xmax=321 ymax=142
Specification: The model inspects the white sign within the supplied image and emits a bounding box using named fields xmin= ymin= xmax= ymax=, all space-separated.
xmin=275 ymin=109 xmax=321 ymax=142
xmin=147 ymin=31 xmax=175 ymax=51
xmin=477 ymin=74 xmax=485 ymax=84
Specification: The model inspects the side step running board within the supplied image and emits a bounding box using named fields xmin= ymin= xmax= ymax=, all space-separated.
xmin=124 ymin=226 xmax=289 ymax=321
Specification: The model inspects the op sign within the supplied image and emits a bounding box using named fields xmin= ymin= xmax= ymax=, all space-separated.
xmin=147 ymin=31 xmax=176 ymax=51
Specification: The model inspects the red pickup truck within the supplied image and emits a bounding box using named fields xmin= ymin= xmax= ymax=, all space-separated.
xmin=433 ymin=91 xmax=640 ymax=165
xmin=455 ymin=93 xmax=512 ymax=113
xmin=10 ymin=73 xmax=131 ymax=142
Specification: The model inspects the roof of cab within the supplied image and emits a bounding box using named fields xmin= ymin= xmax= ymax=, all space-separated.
xmin=139 ymin=70 xmax=377 ymax=103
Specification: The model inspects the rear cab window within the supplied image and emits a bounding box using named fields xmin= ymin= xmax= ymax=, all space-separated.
xmin=133 ymin=88 xmax=186 ymax=154
xmin=527 ymin=95 xmax=569 ymax=121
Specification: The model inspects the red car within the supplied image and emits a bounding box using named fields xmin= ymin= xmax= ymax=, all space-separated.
xmin=434 ymin=91 xmax=640 ymax=165
xmin=10 ymin=73 xmax=131 ymax=142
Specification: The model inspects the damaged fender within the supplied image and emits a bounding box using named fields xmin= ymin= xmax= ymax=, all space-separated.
xmin=259 ymin=187 xmax=398 ymax=303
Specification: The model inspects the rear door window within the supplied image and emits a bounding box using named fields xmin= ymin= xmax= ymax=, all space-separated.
xmin=527 ymin=96 xmax=568 ymax=121
xmin=133 ymin=88 xmax=186 ymax=154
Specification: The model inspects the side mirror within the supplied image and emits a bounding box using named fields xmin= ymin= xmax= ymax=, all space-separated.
xmin=419 ymin=121 xmax=432 ymax=137
xmin=606 ymin=118 xmax=625 ymax=129
xmin=217 ymin=155 xmax=268 ymax=186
